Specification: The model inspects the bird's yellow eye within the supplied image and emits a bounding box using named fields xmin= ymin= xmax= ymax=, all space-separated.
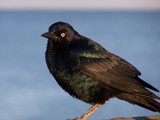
xmin=61 ymin=33 xmax=65 ymax=37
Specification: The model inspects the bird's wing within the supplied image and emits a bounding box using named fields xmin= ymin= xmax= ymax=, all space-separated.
xmin=76 ymin=50 xmax=159 ymax=98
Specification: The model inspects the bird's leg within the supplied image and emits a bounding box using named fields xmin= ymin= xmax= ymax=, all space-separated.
xmin=79 ymin=102 xmax=105 ymax=120
xmin=68 ymin=100 xmax=107 ymax=120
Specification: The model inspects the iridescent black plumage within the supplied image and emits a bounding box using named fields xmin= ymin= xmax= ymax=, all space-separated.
xmin=42 ymin=22 xmax=160 ymax=120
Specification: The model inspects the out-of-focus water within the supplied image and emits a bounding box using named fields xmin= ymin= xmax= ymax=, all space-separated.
xmin=0 ymin=11 xmax=160 ymax=120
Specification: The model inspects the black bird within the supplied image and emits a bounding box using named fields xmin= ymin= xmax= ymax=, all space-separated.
xmin=42 ymin=22 xmax=160 ymax=120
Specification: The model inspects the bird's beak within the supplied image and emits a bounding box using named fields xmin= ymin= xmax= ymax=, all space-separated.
xmin=41 ymin=32 xmax=55 ymax=39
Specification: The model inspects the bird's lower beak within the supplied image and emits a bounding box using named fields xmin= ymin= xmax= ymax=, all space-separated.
xmin=41 ymin=32 xmax=55 ymax=39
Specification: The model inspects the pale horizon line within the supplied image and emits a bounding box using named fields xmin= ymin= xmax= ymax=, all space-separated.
xmin=1 ymin=0 xmax=160 ymax=11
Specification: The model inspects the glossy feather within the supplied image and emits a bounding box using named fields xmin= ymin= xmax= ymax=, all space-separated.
xmin=42 ymin=22 xmax=160 ymax=113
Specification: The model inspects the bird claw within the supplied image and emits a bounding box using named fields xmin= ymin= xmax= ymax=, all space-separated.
xmin=67 ymin=117 xmax=84 ymax=120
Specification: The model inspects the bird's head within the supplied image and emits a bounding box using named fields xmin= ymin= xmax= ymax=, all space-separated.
xmin=42 ymin=22 xmax=79 ymax=47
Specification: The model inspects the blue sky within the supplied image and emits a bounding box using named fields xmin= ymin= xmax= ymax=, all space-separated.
xmin=0 ymin=0 xmax=160 ymax=10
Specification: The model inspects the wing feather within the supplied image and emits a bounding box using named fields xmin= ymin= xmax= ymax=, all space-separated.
xmin=79 ymin=53 xmax=159 ymax=99
xmin=69 ymin=39 xmax=159 ymax=99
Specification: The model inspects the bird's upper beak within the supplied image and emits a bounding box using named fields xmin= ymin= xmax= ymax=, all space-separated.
xmin=41 ymin=32 xmax=55 ymax=39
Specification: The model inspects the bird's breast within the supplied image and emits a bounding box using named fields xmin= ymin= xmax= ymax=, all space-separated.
xmin=45 ymin=50 xmax=114 ymax=104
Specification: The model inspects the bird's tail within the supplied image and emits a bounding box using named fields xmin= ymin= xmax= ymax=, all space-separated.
xmin=116 ymin=93 xmax=160 ymax=112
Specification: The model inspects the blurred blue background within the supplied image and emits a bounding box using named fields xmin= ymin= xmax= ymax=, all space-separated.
xmin=0 ymin=11 xmax=160 ymax=120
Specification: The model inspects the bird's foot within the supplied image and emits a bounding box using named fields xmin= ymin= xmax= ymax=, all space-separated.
xmin=67 ymin=102 xmax=107 ymax=120
xmin=67 ymin=117 xmax=85 ymax=120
